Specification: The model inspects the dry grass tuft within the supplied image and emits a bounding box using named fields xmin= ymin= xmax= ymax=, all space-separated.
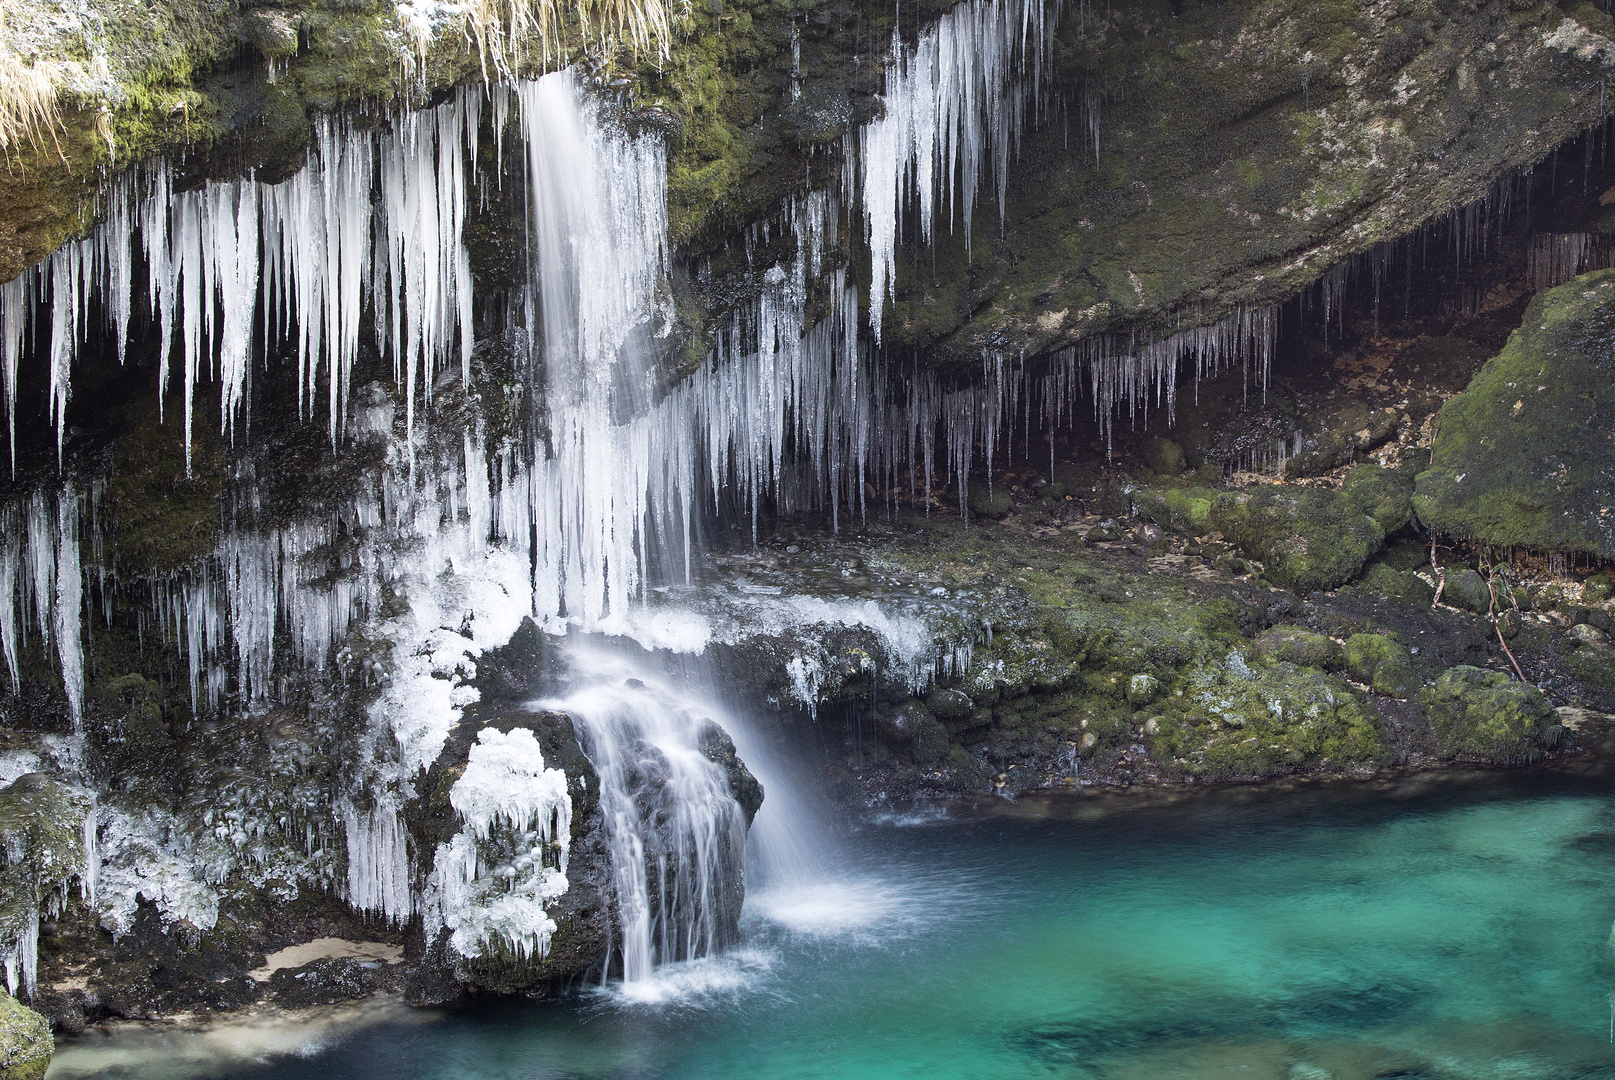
xmin=0 ymin=12 xmax=64 ymax=160
xmin=405 ymin=0 xmax=677 ymax=84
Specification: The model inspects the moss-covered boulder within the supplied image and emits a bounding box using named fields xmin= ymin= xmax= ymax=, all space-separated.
xmin=1344 ymin=633 xmax=1415 ymax=698
xmin=968 ymin=483 xmax=1014 ymax=519
xmin=1136 ymin=485 xmax=1218 ymax=534
xmin=1442 ymin=568 xmax=1495 ymax=614
xmin=1253 ymin=625 xmax=1344 ymax=670
xmin=1358 ymin=562 xmax=1436 ymax=605
xmin=1212 ymin=487 xmax=1385 ymax=592
xmin=1418 ymin=666 xmax=1562 ymax=762
xmin=1415 ymin=271 xmax=1615 ymax=559
xmin=0 ymin=993 xmax=51 ymax=1080
xmin=1150 ymin=656 xmax=1390 ymax=780
xmin=1344 ymin=464 xmax=1413 ymax=535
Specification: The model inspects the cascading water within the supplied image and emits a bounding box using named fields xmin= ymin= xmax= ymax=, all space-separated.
xmin=540 ymin=648 xmax=749 ymax=984
xmin=0 ymin=0 xmax=1081 ymax=993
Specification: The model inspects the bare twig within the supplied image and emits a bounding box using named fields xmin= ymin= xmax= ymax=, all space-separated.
xmin=1430 ymin=535 xmax=1447 ymax=608
xmin=1483 ymin=553 xmax=1528 ymax=683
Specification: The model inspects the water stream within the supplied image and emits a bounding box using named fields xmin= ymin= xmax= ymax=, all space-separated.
xmin=49 ymin=771 xmax=1615 ymax=1080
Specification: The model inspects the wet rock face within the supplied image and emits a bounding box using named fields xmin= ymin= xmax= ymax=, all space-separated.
xmin=885 ymin=0 xmax=1615 ymax=362
xmin=0 ymin=992 xmax=51 ymax=1080
xmin=1415 ymin=270 xmax=1615 ymax=560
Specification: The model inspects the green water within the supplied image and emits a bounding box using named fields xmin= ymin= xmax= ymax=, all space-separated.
xmin=53 ymin=772 xmax=1615 ymax=1080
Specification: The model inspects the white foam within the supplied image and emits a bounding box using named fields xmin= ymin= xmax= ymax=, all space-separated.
xmin=595 ymin=948 xmax=776 ymax=1008
xmin=745 ymin=879 xmax=912 ymax=939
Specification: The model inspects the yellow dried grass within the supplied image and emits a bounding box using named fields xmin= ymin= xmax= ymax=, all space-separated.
xmin=0 ymin=55 xmax=62 ymax=156
xmin=408 ymin=0 xmax=676 ymax=84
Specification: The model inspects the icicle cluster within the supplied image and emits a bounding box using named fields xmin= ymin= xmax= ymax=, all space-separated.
xmin=1528 ymin=231 xmax=1611 ymax=290
xmin=342 ymin=797 xmax=414 ymax=925
xmin=854 ymin=0 xmax=1059 ymax=341
xmin=0 ymin=486 xmax=84 ymax=726
xmin=0 ymin=89 xmax=481 ymax=472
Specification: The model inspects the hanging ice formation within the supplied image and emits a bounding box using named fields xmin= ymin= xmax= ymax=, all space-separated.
xmin=855 ymin=0 xmax=1057 ymax=343
xmin=0 ymin=486 xmax=86 ymax=727
xmin=0 ymin=88 xmax=480 ymax=473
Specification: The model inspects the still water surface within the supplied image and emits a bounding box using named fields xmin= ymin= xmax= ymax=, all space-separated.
xmin=53 ymin=772 xmax=1615 ymax=1080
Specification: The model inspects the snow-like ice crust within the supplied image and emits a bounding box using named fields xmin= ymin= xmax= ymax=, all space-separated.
xmin=424 ymin=727 xmax=572 ymax=961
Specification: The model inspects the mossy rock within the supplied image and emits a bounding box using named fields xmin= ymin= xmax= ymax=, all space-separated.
xmin=1212 ymin=486 xmax=1385 ymax=592
xmin=1584 ymin=574 xmax=1615 ymax=604
xmin=1143 ymin=438 xmax=1186 ymax=476
xmin=1418 ymin=666 xmax=1562 ymax=762
xmin=968 ymin=483 xmax=1014 ymax=519
xmin=1252 ymin=625 xmax=1344 ymax=670
xmin=1414 ymin=271 xmax=1615 ymax=559
xmin=1359 ymin=562 xmax=1435 ymax=605
xmin=1442 ymin=568 xmax=1494 ymax=614
xmin=1150 ymin=658 xmax=1390 ymax=780
xmin=1136 ymin=486 xmax=1217 ymax=533
xmin=1343 ymin=464 xmax=1413 ymax=535
xmin=1343 ymin=633 xmax=1415 ymax=698
xmin=0 ymin=993 xmax=51 ymax=1080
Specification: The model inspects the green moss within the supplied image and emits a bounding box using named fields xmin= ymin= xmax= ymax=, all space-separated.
xmin=1343 ymin=633 xmax=1415 ymax=698
xmin=1414 ymin=271 xmax=1615 ymax=559
xmin=1150 ymin=657 xmax=1389 ymax=780
xmin=0 ymin=992 xmax=52 ymax=1080
xmin=1441 ymin=568 xmax=1494 ymax=615
xmin=1252 ymin=624 xmax=1344 ymax=669
xmin=1418 ymin=666 xmax=1562 ymax=762
xmin=1137 ymin=485 xmax=1217 ymax=533
xmin=1212 ymin=486 xmax=1384 ymax=592
xmin=1584 ymin=574 xmax=1615 ymax=604
xmin=1343 ymin=464 xmax=1413 ymax=535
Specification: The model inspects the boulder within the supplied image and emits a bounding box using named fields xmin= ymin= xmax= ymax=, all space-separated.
xmin=1415 ymin=271 xmax=1615 ymax=559
xmin=1253 ymin=626 xmax=1344 ymax=670
xmin=0 ymin=993 xmax=51 ymax=1080
xmin=967 ymin=483 xmax=1013 ymax=519
xmin=1343 ymin=464 xmax=1413 ymax=535
xmin=1418 ymin=667 xmax=1562 ymax=762
xmin=1212 ymin=487 xmax=1384 ymax=592
xmin=1441 ymin=569 xmax=1494 ymax=614
xmin=1343 ymin=634 xmax=1416 ymax=698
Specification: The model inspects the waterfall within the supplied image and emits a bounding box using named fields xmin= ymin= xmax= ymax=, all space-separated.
xmin=540 ymin=647 xmax=748 ymax=983
xmin=0 ymin=0 xmax=1148 ymax=985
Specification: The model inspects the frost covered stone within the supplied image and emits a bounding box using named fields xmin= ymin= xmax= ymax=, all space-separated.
xmin=425 ymin=727 xmax=572 ymax=962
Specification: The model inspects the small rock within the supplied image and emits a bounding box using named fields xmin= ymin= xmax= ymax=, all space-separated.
xmin=1571 ymin=623 xmax=1608 ymax=646
xmin=1127 ymin=674 xmax=1160 ymax=705
xmin=1442 ymin=568 xmax=1493 ymax=614
xmin=1088 ymin=518 xmax=1125 ymax=542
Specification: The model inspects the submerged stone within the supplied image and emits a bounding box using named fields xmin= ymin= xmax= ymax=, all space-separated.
xmin=1415 ymin=271 xmax=1615 ymax=559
